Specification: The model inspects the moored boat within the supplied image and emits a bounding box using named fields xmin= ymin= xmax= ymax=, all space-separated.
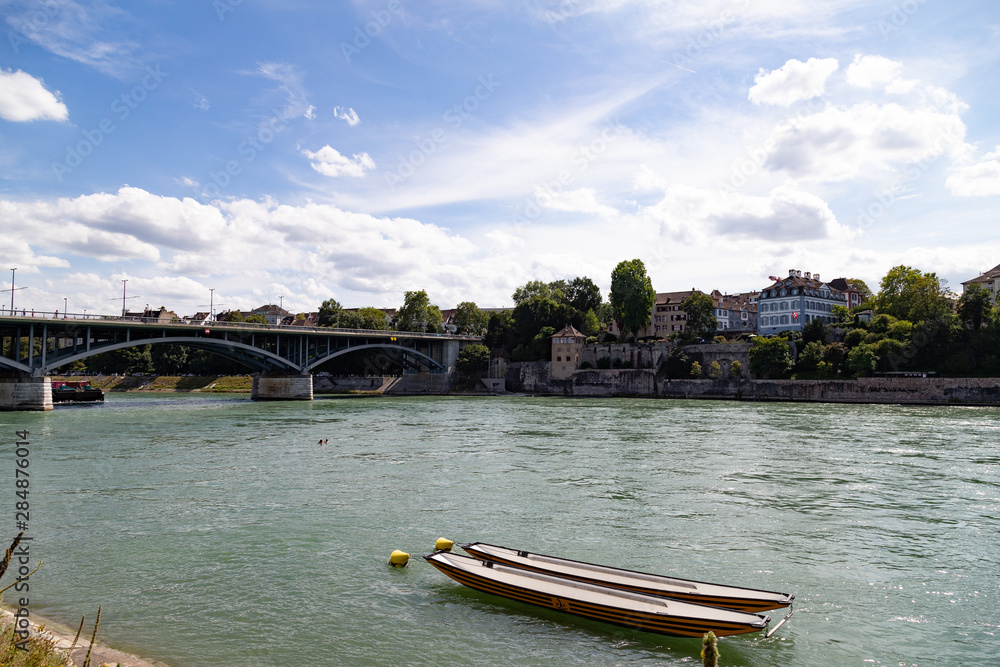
xmin=462 ymin=542 xmax=793 ymax=613
xmin=51 ymin=380 xmax=105 ymax=403
xmin=424 ymin=550 xmax=771 ymax=638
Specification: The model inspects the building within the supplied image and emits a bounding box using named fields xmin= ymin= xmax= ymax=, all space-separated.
xmin=758 ymin=269 xmax=848 ymax=336
xmin=827 ymin=278 xmax=867 ymax=311
xmin=551 ymin=325 xmax=586 ymax=379
xmin=961 ymin=263 xmax=1000 ymax=304
xmin=649 ymin=290 xmax=698 ymax=338
xmin=251 ymin=304 xmax=292 ymax=325
xmin=711 ymin=290 xmax=759 ymax=335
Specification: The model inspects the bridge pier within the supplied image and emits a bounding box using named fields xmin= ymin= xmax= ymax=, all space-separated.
xmin=251 ymin=374 xmax=314 ymax=401
xmin=0 ymin=376 xmax=53 ymax=411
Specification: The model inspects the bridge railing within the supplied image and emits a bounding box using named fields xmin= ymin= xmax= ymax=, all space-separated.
xmin=0 ymin=310 xmax=479 ymax=339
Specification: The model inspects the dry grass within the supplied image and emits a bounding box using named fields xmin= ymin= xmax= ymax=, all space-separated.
xmin=0 ymin=534 xmax=113 ymax=667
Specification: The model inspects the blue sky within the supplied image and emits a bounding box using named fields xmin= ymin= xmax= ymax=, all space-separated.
xmin=1 ymin=0 xmax=998 ymax=317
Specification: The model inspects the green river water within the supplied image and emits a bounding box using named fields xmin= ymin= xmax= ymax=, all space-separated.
xmin=2 ymin=394 xmax=998 ymax=666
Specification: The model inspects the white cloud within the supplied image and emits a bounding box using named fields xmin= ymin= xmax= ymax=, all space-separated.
xmin=535 ymin=187 xmax=619 ymax=217
xmin=946 ymin=148 xmax=1000 ymax=197
xmin=191 ymin=90 xmax=210 ymax=111
xmin=302 ymin=145 xmax=376 ymax=178
xmin=845 ymin=54 xmax=903 ymax=89
xmin=4 ymin=1 xmax=142 ymax=79
xmin=748 ymin=58 xmax=839 ymax=107
xmin=334 ymin=106 xmax=360 ymax=126
xmin=644 ymin=183 xmax=852 ymax=242
xmin=0 ymin=69 xmax=68 ymax=122
xmin=764 ymin=101 xmax=966 ymax=182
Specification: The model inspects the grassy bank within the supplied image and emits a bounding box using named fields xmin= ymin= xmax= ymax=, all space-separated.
xmin=56 ymin=375 xmax=253 ymax=393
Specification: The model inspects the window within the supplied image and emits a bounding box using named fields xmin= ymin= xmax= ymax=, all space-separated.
xmin=556 ymin=356 xmax=562 ymax=361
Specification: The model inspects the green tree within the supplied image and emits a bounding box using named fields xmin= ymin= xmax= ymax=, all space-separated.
xmin=795 ymin=340 xmax=825 ymax=375
xmin=730 ymin=360 xmax=742 ymax=377
xmin=484 ymin=310 xmax=515 ymax=351
xmin=679 ymin=292 xmax=718 ymax=342
xmin=513 ymin=280 xmax=556 ymax=305
xmin=690 ymin=361 xmax=703 ymax=377
xmin=565 ymin=277 xmax=602 ymax=314
xmin=874 ymin=265 xmax=951 ymax=323
xmin=802 ymin=317 xmax=829 ymax=345
xmin=220 ymin=309 xmax=245 ymax=323
xmin=749 ymin=336 xmax=793 ymax=378
xmin=822 ymin=342 xmax=848 ymax=376
xmin=609 ymin=259 xmax=656 ymax=342
xmin=455 ymin=344 xmax=490 ymax=374
xmin=338 ymin=309 xmax=363 ymax=329
xmin=245 ymin=313 xmax=268 ymax=325
xmin=847 ymin=278 xmax=874 ymax=301
xmin=709 ymin=361 xmax=722 ymax=378
xmin=957 ymin=283 xmax=993 ymax=330
xmin=453 ymin=301 xmax=488 ymax=335
xmin=318 ymin=298 xmax=343 ymax=327
xmin=579 ymin=309 xmax=601 ymax=337
xmin=831 ymin=305 xmax=850 ymax=323
xmin=395 ymin=290 xmax=443 ymax=333
xmin=151 ymin=344 xmax=188 ymax=375
xmin=357 ymin=307 xmax=390 ymax=330
xmin=847 ymin=343 xmax=878 ymax=377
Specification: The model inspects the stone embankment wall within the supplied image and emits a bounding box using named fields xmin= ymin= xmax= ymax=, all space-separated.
xmin=581 ymin=341 xmax=752 ymax=378
xmin=505 ymin=364 xmax=1000 ymax=406
xmin=314 ymin=375 xmax=394 ymax=392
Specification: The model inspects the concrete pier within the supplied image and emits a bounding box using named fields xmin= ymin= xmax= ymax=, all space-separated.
xmin=251 ymin=374 xmax=314 ymax=401
xmin=0 ymin=377 xmax=53 ymax=411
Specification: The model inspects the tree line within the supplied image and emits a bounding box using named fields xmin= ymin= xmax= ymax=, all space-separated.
xmin=748 ymin=265 xmax=999 ymax=379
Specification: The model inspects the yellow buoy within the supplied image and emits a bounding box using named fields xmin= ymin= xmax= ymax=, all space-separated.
xmin=435 ymin=537 xmax=454 ymax=552
xmin=389 ymin=550 xmax=410 ymax=568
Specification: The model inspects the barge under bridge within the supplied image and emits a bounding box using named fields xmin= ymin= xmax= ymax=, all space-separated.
xmin=0 ymin=314 xmax=481 ymax=410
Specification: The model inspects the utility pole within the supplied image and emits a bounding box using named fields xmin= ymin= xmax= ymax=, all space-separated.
xmin=121 ymin=279 xmax=128 ymax=316
xmin=9 ymin=268 xmax=14 ymax=311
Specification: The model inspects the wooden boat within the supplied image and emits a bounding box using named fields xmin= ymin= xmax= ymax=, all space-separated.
xmin=462 ymin=542 xmax=793 ymax=613
xmin=424 ymin=551 xmax=771 ymax=638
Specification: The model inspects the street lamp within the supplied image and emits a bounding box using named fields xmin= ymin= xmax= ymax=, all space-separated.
xmin=9 ymin=268 xmax=15 ymax=311
xmin=64 ymin=297 xmax=67 ymax=319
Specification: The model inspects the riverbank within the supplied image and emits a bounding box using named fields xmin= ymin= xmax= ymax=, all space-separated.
xmin=56 ymin=375 xmax=253 ymax=393
xmin=1 ymin=608 xmax=167 ymax=667
xmin=506 ymin=363 xmax=1000 ymax=406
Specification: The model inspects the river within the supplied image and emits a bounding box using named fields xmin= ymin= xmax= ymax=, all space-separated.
xmin=2 ymin=394 xmax=998 ymax=666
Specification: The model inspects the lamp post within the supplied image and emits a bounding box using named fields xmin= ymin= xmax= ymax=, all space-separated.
xmin=9 ymin=268 xmax=15 ymax=311
xmin=121 ymin=279 xmax=128 ymax=316
xmin=210 ymin=288 xmax=215 ymax=320
xmin=64 ymin=297 xmax=67 ymax=319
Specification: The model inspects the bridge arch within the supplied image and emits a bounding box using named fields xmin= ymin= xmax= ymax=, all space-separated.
xmin=305 ymin=343 xmax=445 ymax=373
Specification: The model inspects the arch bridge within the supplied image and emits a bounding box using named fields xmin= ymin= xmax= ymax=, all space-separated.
xmin=0 ymin=314 xmax=480 ymax=410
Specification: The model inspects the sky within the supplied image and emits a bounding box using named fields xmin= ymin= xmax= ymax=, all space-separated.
xmin=1 ymin=0 xmax=999 ymax=318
